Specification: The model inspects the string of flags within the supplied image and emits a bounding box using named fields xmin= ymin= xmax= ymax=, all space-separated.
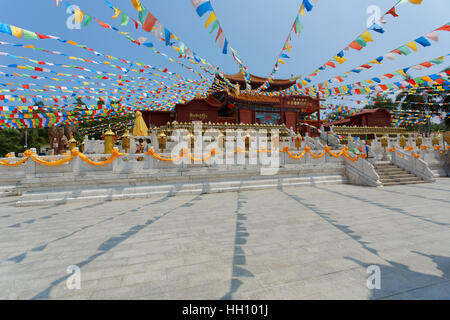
xmin=294 ymin=0 xmax=425 ymax=87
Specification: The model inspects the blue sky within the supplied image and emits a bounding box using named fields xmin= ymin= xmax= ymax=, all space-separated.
xmin=0 ymin=0 xmax=449 ymax=109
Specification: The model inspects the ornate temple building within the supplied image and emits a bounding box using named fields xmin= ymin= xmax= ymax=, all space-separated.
xmin=141 ymin=73 xmax=323 ymax=136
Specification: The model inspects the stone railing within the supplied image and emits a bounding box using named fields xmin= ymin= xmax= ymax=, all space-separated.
xmin=320 ymin=126 xmax=341 ymax=147
xmin=391 ymin=148 xmax=436 ymax=182
xmin=344 ymin=151 xmax=381 ymax=187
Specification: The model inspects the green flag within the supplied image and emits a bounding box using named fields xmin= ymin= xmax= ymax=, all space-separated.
xmin=82 ymin=15 xmax=93 ymax=27
xmin=120 ymin=13 xmax=129 ymax=26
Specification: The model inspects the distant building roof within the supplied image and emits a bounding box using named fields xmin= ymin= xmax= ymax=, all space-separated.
xmin=324 ymin=108 xmax=391 ymax=127
xmin=223 ymin=73 xmax=296 ymax=90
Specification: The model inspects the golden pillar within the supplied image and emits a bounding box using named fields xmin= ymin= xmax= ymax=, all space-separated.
xmin=104 ymin=126 xmax=115 ymax=154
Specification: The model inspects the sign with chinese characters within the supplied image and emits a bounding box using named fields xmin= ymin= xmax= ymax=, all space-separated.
xmin=189 ymin=113 xmax=208 ymax=121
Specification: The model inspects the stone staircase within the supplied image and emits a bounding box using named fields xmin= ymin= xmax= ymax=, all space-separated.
xmin=373 ymin=161 xmax=427 ymax=186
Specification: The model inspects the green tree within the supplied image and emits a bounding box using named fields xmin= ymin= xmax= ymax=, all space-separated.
xmin=365 ymin=93 xmax=397 ymax=110
xmin=326 ymin=111 xmax=347 ymax=122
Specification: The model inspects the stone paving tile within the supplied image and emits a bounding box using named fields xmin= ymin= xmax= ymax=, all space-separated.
xmin=0 ymin=179 xmax=449 ymax=299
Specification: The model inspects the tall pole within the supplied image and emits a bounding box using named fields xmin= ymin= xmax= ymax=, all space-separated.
xmin=24 ymin=129 xmax=28 ymax=151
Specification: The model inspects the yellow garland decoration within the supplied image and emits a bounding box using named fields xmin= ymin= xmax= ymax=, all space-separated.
xmin=75 ymin=148 xmax=126 ymax=166
xmin=0 ymin=157 xmax=29 ymax=166
xmin=1 ymin=146 xmax=369 ymax=166
xmin=145 ymin=148 xmax=184 ymax=162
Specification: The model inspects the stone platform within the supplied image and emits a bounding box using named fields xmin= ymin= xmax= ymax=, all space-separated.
xmin=1 ymin=179 xmax=449 ymax=299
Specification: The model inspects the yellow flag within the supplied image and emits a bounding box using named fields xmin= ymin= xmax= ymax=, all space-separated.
xmin=334 ymin=56 xmax=346 ymax=64
xmin=406 ymin=41 xmax=418 ymax=52
xmin=131 ymin=0 xmax=143 ymax=11
xmin=409 ymin=0 xmax=423 ymax=4
xmin=361 ymin=30 xmax=373 ymax=42
xmin=74 ymin=9 xmax=84 ymax=24
xmin=397 ymin=70 xmax=407 ymax=77
xmin=278 ymin=59 xmax=285 ymax=65
xmin=299 ymin=4 xmax=306 ymax=16
xmin=10 ymin=26 xmax=23 ymax=38
xmin=370 ymin=59 xmax=381 ymax=64
xmin=112 ymin=7 xmax=121 ymax=19
xmin=205 ymin=12 xmax=216 ymax=29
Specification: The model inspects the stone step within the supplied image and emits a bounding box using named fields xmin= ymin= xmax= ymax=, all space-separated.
xmin=381 ymin=180 xmax=427 ymax=186
xmin=0 ymin=186 xmax=20 ymax=197
xmin=380 ymin=177 xmax=424 ymax=183
xmin=378 ymin=173 xmax=417 ymax=179
xmin=15 ymin=174 xmax=348 ymax=207
xmin=376 ymin=168 xmax=409 ymax=174
xmin=374 ymin=164 xmax=399 ymax=169
xmin=373 ymin=162 xmax=428 ymax=186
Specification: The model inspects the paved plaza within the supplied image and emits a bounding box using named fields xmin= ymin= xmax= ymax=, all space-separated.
xmin=0 ymin=179 xmax=449 ymax=300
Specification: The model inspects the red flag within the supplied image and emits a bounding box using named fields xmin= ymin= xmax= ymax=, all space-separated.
xmin=348 ymin=41 xmax=363 ymax=51
xmin=436 ymin=24 xmax=450 ymax=32
xmin=142 ymin=12 xmax=157 ymax=32
xmin=36 ymin=33 xmax=51 ymax=39
xmin=131 ymin=18 xmax=139 ymax=29
xmin=95 ymin=18 xmax=111 ymax=29
xmin=386 ymin=7 xmax=398 ymax=17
